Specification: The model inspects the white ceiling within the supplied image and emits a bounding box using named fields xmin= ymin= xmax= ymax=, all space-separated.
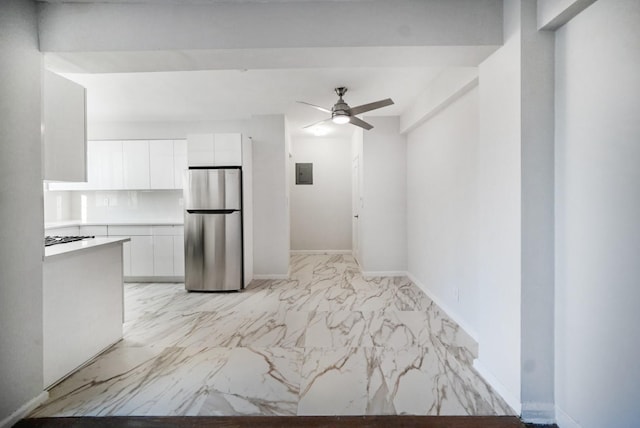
xmin=62 ymin=67 xmax=443 ymax=137
xmin=42 ymin=0 xmax=495 ymax=138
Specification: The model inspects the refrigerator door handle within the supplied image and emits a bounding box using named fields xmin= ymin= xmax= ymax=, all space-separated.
xmin=186 ymin=209 xmax=237 ymax=214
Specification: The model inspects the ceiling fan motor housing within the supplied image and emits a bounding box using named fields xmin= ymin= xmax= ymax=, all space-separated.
xmin=332 ymin=87 xmax=351 ymax=122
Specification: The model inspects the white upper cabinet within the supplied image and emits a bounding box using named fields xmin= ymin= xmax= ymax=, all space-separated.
xmin=149 ymin=140 xmax=174 ymax=189
xmin=90 ymin=140 xmax=123 ymax=189
xmin=48 ymin=135 xmax=239 ymax=191
xmin=187 ymin=134 xmax=215 ymax=167
xmin=214 ymin=133 xmax=242 ymax=166
xmin=123 ymin=140 xmax=150 ymax=189
xmin=43 ymin=71 xmax=87 ymax=182
xmin=187 ymin=133 xmax=242 ymax=167
xmin=173 ymin=140 xmax=188 ymax=189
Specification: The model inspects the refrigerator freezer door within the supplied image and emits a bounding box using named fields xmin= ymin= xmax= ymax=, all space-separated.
xmin=184 ymin=211 xmax=242 ymax=291
xmin=184 ymin=169 xmax=241 ymax=210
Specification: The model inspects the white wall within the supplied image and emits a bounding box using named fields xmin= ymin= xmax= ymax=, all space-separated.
xmin=474 ymin=0 xmax=522 ymax=411
xmin=0 ymin=0 xmax=47 ymax=425
xmin=360 ymin=117 xmax=407 ymax=275
xmin=406 ymin=85 xmax=480 ymax=337
xmin=519 ymin=0 xmax=556 ymax=420
xmin=555 ymin=1 xmax=640 ymax=427
xmin=251 ymin=115 xmax=289 ymax=278
xmin=290 ymin=136 xmax=352 ymax=252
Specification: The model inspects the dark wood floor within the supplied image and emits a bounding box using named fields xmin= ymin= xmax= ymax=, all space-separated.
xmin=14 ymin=416 xmax=530 ymax=428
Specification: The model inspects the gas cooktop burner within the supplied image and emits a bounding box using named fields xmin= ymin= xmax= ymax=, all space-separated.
xmin=45 ymin=236 xmax=95 ymax=247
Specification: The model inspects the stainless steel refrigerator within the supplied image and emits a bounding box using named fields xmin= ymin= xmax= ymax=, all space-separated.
xmin=183 ymin=167 xmax=243 ymax=291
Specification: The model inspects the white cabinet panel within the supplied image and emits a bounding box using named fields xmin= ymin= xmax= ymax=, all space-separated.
xmin=152 ymin=226 xmax=174 ymax=236
xmin=90 ymin=140 xmax=123 ymax=189
xmin=214 ymin=133 xmax=242 ymax=166
xmin=122 ymin=240 xmax=131 ymax=276
xmin=79 ymin=225 xmax=108 ymax=236
xmin=173 ymin=235 xmax=185 ymax=276
xmin=108 ymin=225 xmax=153 ymax=236
xmin=173 ymin=140 xmax=188 ymax=189
xmin=43 ymin=71 xmax=87 ymax=182
xmin=149 ymin=140 xmax=174 ymax=189
xmin=43 ymin=244 xmax=123 ymax=388
xmin=123 ymin=140 xmax=150 ymax=189
xmin=129 ymin=235 xmax=154 ymax=276
xmin=187 ymin=134 xmax=214 ymax=166
xmin=153 ymin=235 xmax=174 ymax=276
xmin=104 ymin=238 xmax=132 ymax=276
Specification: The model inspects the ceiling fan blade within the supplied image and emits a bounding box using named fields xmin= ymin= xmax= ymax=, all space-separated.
xmin=349 ymin=98 xmax=394 ymax=116
xmin=349 ymin=116 xmax=374 ymax=130
xmin=297 ymin=101 xmax=332 ymax=114
xmin=303 ymin=117 xmax=333 ymax=129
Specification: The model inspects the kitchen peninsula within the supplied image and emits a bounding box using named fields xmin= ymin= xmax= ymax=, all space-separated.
xmin=43 ymin=236 xmax=130 ymax=389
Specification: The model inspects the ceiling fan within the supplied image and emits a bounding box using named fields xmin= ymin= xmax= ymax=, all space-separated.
xmin=298 ymin=87 xmax=394 ymax=131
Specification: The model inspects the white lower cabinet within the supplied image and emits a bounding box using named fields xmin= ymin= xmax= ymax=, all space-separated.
xmin=46 ymin=223 xmax=185 ymax=280
xmin=129 ymin=236 xmax=154 ymax=277
xmin=122 ymin=240 xmax=132 ymax=276
xmin=105 ymin=224 xmax=184 ymax=280
xmin=153 ymin=235 xmax=174 ymax=276
xmin=173 ymin=227 xmax=185 ymax=276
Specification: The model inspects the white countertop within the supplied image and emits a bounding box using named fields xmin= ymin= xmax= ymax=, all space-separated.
xmin=45 ymin=220 xmax=183 ymax=229
xmin=44 ymin=237 xmax=131 ymax=259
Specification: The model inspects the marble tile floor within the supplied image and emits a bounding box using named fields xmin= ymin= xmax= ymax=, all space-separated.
xmin=31 ymin=254 xmax=513 ymax=418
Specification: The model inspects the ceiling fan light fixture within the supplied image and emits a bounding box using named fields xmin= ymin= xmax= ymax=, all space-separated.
xmin=332 ymin=113 xmax=350 ymax=125
xmin=298 ymin=87 xmax=393 ymax=131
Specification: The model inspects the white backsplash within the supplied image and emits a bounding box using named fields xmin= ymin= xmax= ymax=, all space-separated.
xmin=43 ymin=186 xmax=76 ymax=223
xmin=44 ymin=186 xmax=184 ymax=224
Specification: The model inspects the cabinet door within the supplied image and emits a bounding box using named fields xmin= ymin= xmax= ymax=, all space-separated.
xmin=123 ymin=140 xmax=150 ymax=189
xmin=153 ymin=236 xmax=174 ymax=276
xmin=149 ymin=140 xmax=174 ymax=189
xmin=129 ymin=235 xmax=154 ymax=276
xmin=173 ymin=140 xmax=188 ymax=189
xmin=106 ymin=227 xmax=134 ymax=277
xmin=89 ymin=141 xmax=123 ymax=189
xmin=173 ymin=230 xmax=185 ymax=276
xmin=43 ymin=71 xmax=87 ymax=182
xmin=121 ymin=240 xmax=132 ymax=277
xmin=214 ymin=133 xmax=242 ymax=166
xmin=187 ymin=134 xmax=214 ymax=167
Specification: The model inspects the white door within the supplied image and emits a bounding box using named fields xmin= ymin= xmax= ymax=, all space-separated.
xmin=352 ymin=156 xmax=361 ymax=265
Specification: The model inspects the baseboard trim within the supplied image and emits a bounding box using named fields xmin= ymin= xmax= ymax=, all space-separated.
xmin=0 ymin=391 xmax=48 ymax=428
xmin=253 ymin=274 xmax=289 ymax=280
xmin=555 ymin=405 xmax=581 ymax=428
xmin=124 ymin=276 xmax=184 ymax=283
xmin=406 ymin=272 xmax=480 ymax=343
xmin=473 ymin=359 xmax=521 ymax=415
xmin=290 ymin=250 xmax=352 ymax=255
xmin=521 ymin=402 xmax=556 ymax=425
xmin=361 ymin=270 xmax=407 ymax=278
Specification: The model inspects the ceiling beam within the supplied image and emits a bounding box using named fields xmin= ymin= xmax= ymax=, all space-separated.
xmin=38 ymin=0 xmax=503 ymax=53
